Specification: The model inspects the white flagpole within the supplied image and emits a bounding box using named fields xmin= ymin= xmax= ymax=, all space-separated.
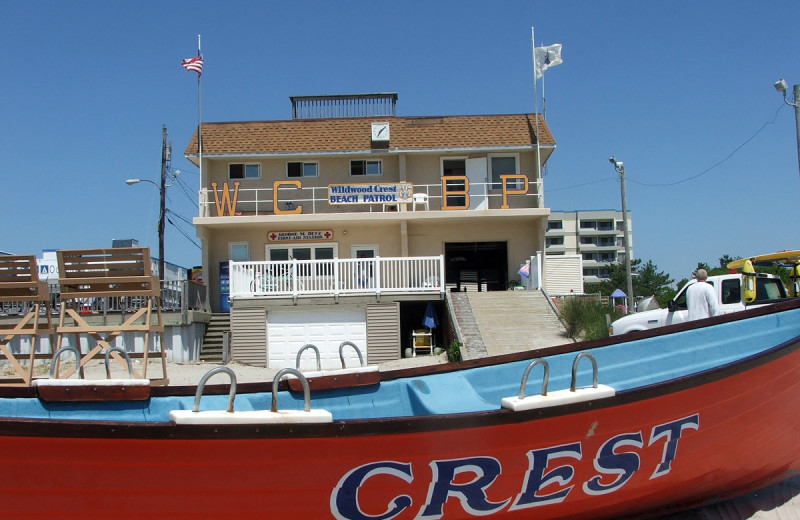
xmin=542 ymin=60 xmax=546 ymax=121
xmin=197 ymin=34 xmax=204 ymax=215
xmin=531 ymin=27 xmax=546 ymax=291
xmin=531 ymin=28 xmax=543 ymax=197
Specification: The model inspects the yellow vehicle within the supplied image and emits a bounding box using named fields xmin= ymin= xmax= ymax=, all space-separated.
xmin=727 ymin=250 xmax=800 ymax=298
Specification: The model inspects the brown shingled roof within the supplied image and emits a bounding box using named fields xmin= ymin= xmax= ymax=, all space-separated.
xmin=184 ymin=114 xmax=555 ymax=156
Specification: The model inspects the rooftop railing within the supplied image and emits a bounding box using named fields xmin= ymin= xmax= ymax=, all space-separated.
xmin=290 ymin=93 xmax=398 ymax=119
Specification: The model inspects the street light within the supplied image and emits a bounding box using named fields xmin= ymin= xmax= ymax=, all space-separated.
xmin=774 ymin=79 xmax=800 ymax=183
xmin=609 ymin=156 xmax=634 ymax=314
xmin=126 ymin=178 xmax=166 ymax=282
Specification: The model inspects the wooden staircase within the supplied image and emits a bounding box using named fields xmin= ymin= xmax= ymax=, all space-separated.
xmin=200 ymin=313 xmax=230 ymax=363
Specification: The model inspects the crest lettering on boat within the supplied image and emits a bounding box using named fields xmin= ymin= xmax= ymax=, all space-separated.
xmin=331 ymin=414 xmax=700 ymax=519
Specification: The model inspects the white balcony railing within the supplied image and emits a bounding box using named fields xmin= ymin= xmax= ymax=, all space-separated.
xmin=229 ymin=256 xmax=445 ymax=299
xmin=200 ymin=180 xmax=543 ymax=217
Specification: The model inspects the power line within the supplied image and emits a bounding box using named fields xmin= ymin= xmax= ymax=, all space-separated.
xmin=546 ymin=177 xmax=617 ymax=193
xmin=547 ymin=103 xmax=787 ymax=193
xmin=174 ymin=175 xmax=199 ymax=208
xmin=166 ymin=216 xmax=201 ymax=249
xmin=629 ymin=103 xmax=786 ymax=187
xmin=167 ymin=208 xmax=195 ymax=227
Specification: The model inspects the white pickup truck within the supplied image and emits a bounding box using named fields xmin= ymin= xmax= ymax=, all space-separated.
xmin=609 ymin=272 xmax=788 ymax=335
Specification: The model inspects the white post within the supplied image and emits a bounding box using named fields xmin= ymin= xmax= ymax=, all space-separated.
xmin=531 ymin=27 xmax=543 ymax=197
xmin=197 ymin=34 xmax=204 ymax=216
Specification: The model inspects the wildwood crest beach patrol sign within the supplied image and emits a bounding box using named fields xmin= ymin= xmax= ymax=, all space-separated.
xmin=328 ymin=182 xmax=413 ymax=205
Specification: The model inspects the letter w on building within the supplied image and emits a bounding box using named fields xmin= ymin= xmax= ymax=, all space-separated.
xmin=211 ymin=182 xmax=240 ymax=216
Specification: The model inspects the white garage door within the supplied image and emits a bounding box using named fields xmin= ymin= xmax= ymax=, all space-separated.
xmin=267 ymin=309 xmax=367 ymax=370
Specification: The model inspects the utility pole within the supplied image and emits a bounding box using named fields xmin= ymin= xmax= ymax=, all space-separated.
xmin=610 ymin=157 xmax=634 ymax=314
xmin=794 ymin=84 xmax=800 ymax=181
xmin=159 ymin=126 xmax=168 ymax=283
xmin=774 ymin=80 xmax=800 ymax=183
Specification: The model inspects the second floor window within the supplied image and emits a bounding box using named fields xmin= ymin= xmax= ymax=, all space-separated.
xmin=229 ymin=163 xmax=260 ymax=179
xmin=350 ymin=160 xmax=382 ymax=176
xmin=288 ymin=162 xmax=319 ymax=178
xmin=490 ymin=155 xmax=518 ymax=189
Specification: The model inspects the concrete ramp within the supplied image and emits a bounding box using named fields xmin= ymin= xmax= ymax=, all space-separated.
xmin=449 ymin=291 xmax=571 ymax=360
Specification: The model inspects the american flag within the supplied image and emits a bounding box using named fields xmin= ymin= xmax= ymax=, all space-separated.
xmin=182 ymin=55 xmax=203 ymax=75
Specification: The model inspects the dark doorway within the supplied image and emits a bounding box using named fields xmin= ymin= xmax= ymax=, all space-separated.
xmin=445 ymin=242 xmax=508 ymax=292
xmin=399 ymin=300 xmax=444 ymax=357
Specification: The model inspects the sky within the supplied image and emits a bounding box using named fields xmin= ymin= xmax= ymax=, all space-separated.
xmin=1 ymin=0 xmax=799 ymax=286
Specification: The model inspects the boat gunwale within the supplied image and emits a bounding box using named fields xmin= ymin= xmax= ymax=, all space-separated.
xmin=1 ymin=299 xmax=799 ymax=440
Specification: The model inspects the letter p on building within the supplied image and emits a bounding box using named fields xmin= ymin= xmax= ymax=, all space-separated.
xmin=501 ymin=175 xmax=529 ymax=209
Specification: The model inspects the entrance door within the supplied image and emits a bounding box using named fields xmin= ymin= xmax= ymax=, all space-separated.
xmin=352 ymin=245 xmax=378 ymax=288
xmin=445 ymin=242 xmax=508 ymax=292
xmin=466 ymin=158 xmax=488 ymax=210
xmin=442 ymin=158 xmax=467 ymax=208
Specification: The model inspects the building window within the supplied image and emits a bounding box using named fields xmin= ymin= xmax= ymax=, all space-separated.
xmin=287 ymin=162 xmax=319 ymax=178
xmin=229 ymin=242 xmax=249 ymax=261
xmin=490 ymin=155 xmax=519 ymax=189
xmin=597 ymin=220 xmax=613 ymax=231
xmin=442 ymin=158 xmax=467 ymax=207
xmin=580 ymin=220 xmax=595 ymax=229
xmin=546 ymin=237 xmax=564 ymax=247
xmin=267 ymin=244 xmax=338 ymax=262
xmin=547 ymin=220 xmax=563 ymax=231
xmin=229 ymin=163 xmax=260 ymax=179
xmin=350 ymin=160 xmax=382 ymax=176
xmin=580 ymin=237 xmax=595 ymax=245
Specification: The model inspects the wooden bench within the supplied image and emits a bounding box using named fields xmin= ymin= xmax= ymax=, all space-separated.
xmin=0 ymin=255 xmax=56 ymax=386
xmin=55 ymin=247 xmax=168 ymax=385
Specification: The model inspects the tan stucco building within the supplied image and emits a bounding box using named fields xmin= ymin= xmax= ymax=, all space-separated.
xmin=185 ymin=93 xmax=556 ymax=369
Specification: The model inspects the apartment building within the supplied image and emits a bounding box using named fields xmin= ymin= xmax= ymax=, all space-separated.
xmin=546 ymin=210 xmax=632 ymax=284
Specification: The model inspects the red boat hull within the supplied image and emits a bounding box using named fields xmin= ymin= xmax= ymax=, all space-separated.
xmin=3 ymin=338 xmax=800 ymax=520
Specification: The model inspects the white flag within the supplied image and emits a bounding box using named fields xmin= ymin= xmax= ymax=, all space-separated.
xmin=534 ymin=43 xmax=563 ymax=80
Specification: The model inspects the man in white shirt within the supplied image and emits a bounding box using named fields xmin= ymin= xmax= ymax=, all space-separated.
xmin=686 ymin=269 xmax=719 ymax=320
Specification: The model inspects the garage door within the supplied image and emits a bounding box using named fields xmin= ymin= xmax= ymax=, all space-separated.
xmin=267 ymin=309 xmax=367 ymax=370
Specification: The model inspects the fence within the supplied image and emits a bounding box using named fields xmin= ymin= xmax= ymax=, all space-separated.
xmin=230 ymin=256 xmax=445 ymax=299
xmin=0 ymin=279 xmax=209 ymax=322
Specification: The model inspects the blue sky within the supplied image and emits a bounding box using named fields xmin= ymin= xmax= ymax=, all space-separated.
xmin=1 ymin=0 xmax=799 ymax=285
